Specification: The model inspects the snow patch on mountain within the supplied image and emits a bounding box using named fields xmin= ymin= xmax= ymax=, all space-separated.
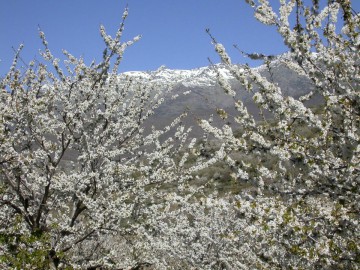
xmin=118 ymin=52 xmax=309 ymax=99
xmin=121 ymin=64 xmax=239 ymax=88
xmin=118 ymin=54 xmax=288 ymax=89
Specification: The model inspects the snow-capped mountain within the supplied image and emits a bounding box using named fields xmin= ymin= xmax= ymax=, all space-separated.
xmin=118 ymin=56 xmax=318 ymax=135
xmin=121 ymin=64 xmax=234 ymax=88
xmin=119 ymin=53 xmax=297 ymax=89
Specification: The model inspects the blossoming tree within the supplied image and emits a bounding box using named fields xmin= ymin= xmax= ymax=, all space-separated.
xmin=0 ymin=9 xmax=198 ymax=269
xmin=193 ymin=0 xmax=359 ymax=268
xmin=0 ymin=1 xmax=359 ymax=269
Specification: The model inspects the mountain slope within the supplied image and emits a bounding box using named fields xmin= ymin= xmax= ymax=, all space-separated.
xmin=120 ymin=58 xmax=318 ymax=134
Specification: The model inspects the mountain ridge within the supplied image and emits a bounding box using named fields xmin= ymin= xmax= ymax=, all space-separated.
xmin=124 ymin=55 xmax=319 ymax=135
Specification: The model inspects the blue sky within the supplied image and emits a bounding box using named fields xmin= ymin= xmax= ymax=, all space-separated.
xmin=1 ymin=1 xmax=359 ymax=75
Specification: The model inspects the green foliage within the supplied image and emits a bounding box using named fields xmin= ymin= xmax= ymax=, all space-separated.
xmin=0 ymin=225 xmax=53 ymax=269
